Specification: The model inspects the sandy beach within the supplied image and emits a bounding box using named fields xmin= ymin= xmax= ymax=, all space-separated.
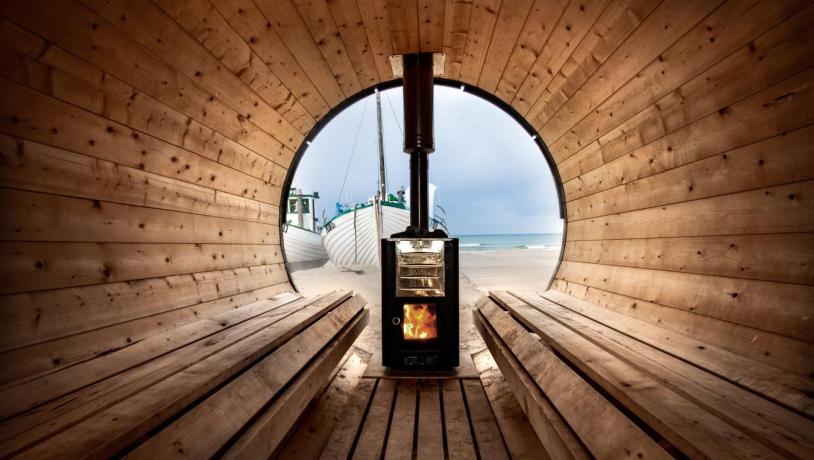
xmin=291 ymin=248 xmax=560 ymax=353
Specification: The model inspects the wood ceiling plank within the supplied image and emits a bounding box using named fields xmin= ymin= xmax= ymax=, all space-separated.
xmin=418 ymin=0 xmax=445 ymax=53
xmin=441 ymin=0 xmax=474 ymax=81
xmin=154 ymin=0 xmax=316 ymax=132
xmin=0 ymin=0 xmax=294 ymax=164
xmin=548 ymin=0 xmax=805 ymax=164
xmin=477 ymin=0 xmax=533 ymax=94
xmin=539 ymin=0 xmax=722 ymax=145
xmin=82 ymin=0 xmax=304 ymax=152
xmin=326 ymin=0 xmax=382 ymax=87
xmin=587 ymin=6 xmax=814 ymax=172
xmin=525 ymin=0 xmax=659 ymax=125
xmin=255 ymin=0 xmax=355 ymax=101
xmin=510 ymin=0 xmax=610 ymax=115
xmin=458 ymin=0 xmax=502 ymax=86
xmin=561 ymin=65 xmax=814 ymax=193
xmin=292 ymin=0 xmax=365 ymax=94
xmin=387 ymin=0 xmax=419 ymax=55
xmin=0 ymin=16 xmax=289 ymax=185
xmin=494 ymin=0 xmax=567 ymax=103
xmin=0 ymin=79 xmax=280 ymax=205
xmin=212 ymin=0 xmax=333 ymax=119
xmin=357 ymin=0 xmax=396 ymax=81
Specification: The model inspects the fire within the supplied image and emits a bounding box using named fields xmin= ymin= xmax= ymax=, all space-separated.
xmin=403 ymin=303 xmax=437 ymax=341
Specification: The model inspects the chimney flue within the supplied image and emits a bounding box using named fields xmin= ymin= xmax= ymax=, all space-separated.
xmin=402 ymin=53 xmax=435 ymax=232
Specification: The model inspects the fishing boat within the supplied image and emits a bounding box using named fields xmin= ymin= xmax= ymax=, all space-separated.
xmin=283 ymin=189 xmax=329 ymax=270
xmin=321 ymin=91 xmax=448 ymax=269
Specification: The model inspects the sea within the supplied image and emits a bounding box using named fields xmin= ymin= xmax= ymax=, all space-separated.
xmin=453 ymin=233 xmax=562 ymax=252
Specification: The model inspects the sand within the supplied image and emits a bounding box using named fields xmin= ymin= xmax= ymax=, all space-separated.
xmin=290 ymin=248 xmax=560 ymax=353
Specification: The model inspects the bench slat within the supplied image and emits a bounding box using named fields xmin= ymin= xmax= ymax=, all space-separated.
xmin=0 ymin=292 xmax=301 ymax=419
xmin=0 ymin=291 xmax=340 ymax=455
xmin=8 ymin=291 xmax=352 ymax=458
xmin=541 ymin=289 xmax=814 ymax=417
xmin=129 ymin=295 xmax=368 ymax=459
xmin=479 ymin=298 xmax=671 ymax=459
xmin=225 ymin=308 xmax=368 ymax=458
xmin=528 ymin=290 xmax=814 ymax=458
xmin=276 ymin=347 xmax=371 ymax=459
xmin=473 ymin=309 xmax=588 ymax=460
xmin=492 ymin=291 xmax=783 ymax=459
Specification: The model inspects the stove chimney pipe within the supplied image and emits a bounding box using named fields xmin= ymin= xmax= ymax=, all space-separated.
xmin=402 ymin=53 xmax=434 ymax=233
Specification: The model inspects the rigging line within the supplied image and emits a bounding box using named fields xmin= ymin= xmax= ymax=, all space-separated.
xmin=338 ymin=97 xmax=370 ymax=205
xmin=383 ymin=91 xmax=401 ymax=196
xmin=384 ymin=91 xmax=403 ymax=135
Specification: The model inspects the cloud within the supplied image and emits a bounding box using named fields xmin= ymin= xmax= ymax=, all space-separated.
xmin=293 ymin=86 xmax=563 ymax=235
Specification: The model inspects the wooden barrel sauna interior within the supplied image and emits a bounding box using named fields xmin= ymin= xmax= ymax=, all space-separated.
xmin=0 ymin=0 xmax=812 ymax=457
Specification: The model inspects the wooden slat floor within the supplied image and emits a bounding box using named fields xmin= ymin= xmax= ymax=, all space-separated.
xmin=278 ymin=345 xmax=543 ymax=459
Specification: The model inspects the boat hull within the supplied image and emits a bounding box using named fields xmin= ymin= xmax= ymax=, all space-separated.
xmin=321 ymin=205 xmax=410 ymax=268
xmin=283 ymin=225 xmax=329 ymax=270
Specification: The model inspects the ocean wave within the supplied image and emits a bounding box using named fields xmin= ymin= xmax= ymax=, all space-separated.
xmin=525 ymin=244 xmax=557 ymax=250
xmin=460 ymin=243 xmax=482 ymax=247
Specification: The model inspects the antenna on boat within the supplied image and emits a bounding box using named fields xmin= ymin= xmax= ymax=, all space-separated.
xmin=375 ymin=90 xmax=387 ymax=200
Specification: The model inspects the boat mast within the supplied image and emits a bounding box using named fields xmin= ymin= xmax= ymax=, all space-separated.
xmin=376 ymin=90 xmax=387 ymax=200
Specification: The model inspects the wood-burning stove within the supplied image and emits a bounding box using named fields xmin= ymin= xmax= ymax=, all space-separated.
xmin=381 ymin=53 xmax=459 ymax=370
xmin=381 ymin=238 xmax=459 ymax=369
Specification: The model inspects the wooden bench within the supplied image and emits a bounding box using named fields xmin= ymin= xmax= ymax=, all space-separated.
xmin=0 ymin=289 xmax=368 ymax=458
xmin=474 ymin=291 xmax=814 ymax=459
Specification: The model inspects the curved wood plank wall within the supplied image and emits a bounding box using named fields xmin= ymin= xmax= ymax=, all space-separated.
xmin=0 ymin=0 xmax=812 ymax=384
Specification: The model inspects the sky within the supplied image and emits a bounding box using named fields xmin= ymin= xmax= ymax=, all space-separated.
xmin=291 ymin=85 xmax=563 ymax=236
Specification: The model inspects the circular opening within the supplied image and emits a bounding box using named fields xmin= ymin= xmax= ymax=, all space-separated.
xmin=281 ymin=81 xmax=564 ymax=311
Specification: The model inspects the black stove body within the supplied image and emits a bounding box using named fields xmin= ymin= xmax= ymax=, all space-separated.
xmin=381 ymin=237 xmax=459 ymax=369
xmin=380 ymin=52 xmax=459 ymax=369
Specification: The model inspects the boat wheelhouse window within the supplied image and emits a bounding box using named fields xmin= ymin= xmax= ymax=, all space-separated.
xmin=302 ymin=200 xmax=310 ymax=213
xmin=289 ymin=199 xmax=297 ymax=213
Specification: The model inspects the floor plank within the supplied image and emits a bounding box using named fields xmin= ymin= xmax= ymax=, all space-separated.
xmin=416 ymin=380 xmax=444 ymax=460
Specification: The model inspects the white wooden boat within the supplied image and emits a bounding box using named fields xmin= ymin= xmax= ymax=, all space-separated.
xmin=320 ymin=200 xmax=410 ymax=268
xmin=283 ymin=189 xmax=328 ymax=270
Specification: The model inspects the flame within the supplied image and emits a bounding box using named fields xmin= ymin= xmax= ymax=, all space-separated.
xmin=403 ymin=303 xmax=437 ymax=341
